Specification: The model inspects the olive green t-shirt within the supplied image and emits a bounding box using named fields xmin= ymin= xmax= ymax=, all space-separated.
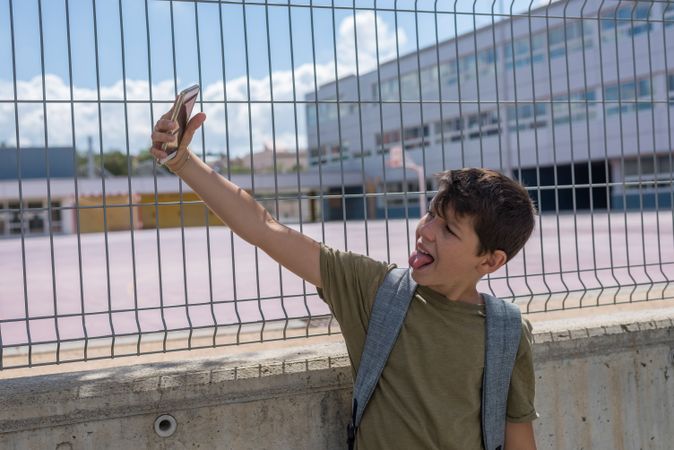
xmin=317 ymin=244 xmax=537 ymax=450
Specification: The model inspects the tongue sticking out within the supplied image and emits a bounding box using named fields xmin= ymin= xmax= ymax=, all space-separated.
xmin=409 ymin=250 xmax=434 ymax=269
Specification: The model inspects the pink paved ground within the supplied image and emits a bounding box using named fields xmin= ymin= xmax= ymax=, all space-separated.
xmin=1 ymin=211 xmax=672 ymax=347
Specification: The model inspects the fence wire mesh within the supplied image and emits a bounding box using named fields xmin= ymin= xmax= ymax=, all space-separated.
xmin=0 ymin=0 xmax=672 ymax=369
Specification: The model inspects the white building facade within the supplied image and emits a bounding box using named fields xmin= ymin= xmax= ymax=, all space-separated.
xmin=306 ymin=1 xmax=674 ymax=217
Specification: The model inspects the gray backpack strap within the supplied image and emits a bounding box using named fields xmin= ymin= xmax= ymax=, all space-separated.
xmin=481 ymin=294 xmax=522 ymax=450
xmin=347 ymin=267 xmax=416 ymax=449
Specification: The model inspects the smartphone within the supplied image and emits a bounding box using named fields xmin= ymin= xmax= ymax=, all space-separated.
xmin=160 ymin=84 xmax=200 ymax=165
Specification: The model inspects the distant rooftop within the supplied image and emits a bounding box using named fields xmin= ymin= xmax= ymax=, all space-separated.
xmin=0 ymin=147 xmax=76 ymax=180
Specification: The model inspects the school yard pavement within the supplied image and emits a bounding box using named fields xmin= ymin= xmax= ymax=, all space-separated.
xmin=1 ymin=210 xmax=672 ymax=350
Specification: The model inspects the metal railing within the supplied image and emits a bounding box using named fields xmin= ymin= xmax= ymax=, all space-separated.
xmin=0 ymin=0 xmax=672 ymax=370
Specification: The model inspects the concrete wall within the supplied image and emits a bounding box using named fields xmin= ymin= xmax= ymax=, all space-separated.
xmin=1 ymin=311 xmax=673 ymax=450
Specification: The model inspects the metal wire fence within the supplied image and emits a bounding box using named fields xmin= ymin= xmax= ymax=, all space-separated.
xmin=0 ymin=0 xmax=672 ymax=370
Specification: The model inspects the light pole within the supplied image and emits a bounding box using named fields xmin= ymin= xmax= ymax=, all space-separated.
xmin=387 ymin=145 xmax=427 ymax=216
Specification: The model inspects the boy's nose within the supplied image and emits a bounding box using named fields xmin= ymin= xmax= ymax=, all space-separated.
xmin=418 ymin=216 xmax=437 ymax=241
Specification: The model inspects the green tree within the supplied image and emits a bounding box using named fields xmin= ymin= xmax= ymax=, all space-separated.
xmin=136 ymin=148 xmax=156 ymax=163
xmin=101 ymin=150 xmax=130 ymax=176
xmin=76 ymin=150 xmax=130 ymax=176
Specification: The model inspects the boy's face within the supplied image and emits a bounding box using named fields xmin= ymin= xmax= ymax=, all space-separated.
xmin=409 ymin=204 xmax=485 ymax=293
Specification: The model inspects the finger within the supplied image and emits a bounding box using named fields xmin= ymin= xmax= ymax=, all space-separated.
xmin=154 ymin=119 xmax=177 ymax=133
xmin=178 ymin=112 xmax=207 ymax=149
xmin=151 ymin=131 xmax=178 ymax=143
xmin=150 ymin=147 xmax=168 ymax=160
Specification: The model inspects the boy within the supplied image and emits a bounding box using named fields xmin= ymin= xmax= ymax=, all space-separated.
xmin=150 ymin=111 xmax=538 ymax=449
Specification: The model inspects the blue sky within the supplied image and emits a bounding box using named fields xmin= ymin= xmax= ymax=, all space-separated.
xmin=0 ymin=0 xmax=533 ymax=157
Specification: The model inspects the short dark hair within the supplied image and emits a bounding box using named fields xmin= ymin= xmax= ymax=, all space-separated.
xmin=431 ymin=168 xmax=536 ymax=261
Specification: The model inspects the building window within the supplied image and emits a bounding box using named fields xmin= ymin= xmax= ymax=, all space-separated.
xmin=466 ymin=110 xmax=500 ymax=139
xmin=376 ymin=125 xmax=429 ymax=152
xmin=668 ymin=74 xmax=674 ymax=103
xmin=403 ymin=125 xmax=428 ymax=140
xmin=320 ymin=102 xmax=338 ymax=121
xmin=420 ymin=66 xmax=439 ymax=96
xmin=308 ymin=144 xmax=348 ymax=164
xmin=375 ymin=130 xmax=401 ymax=147
xmin=50 ymin=201 xmax=62 ymax=233
xmin=339 ymin=103 xmax=357 ymax=120
xmin=339 ymin=143 xmax=350 ymax=161
xmin=439 ymin=62 xmax=457 ymax=88
xmin=27 ymin=201 xmax=45 ymax=234
xmin=547 ymin=20 xmax=593 ymax=60
xmin=507 ymin=103 xmax=547 ymax=131
xmin=459 ymin=54 xmax=476 ymax=81
xmin=436 ymin=110 xmax=500 ymax=143
xmin=377 ymin=65 xmax=457 ymax=101
xmin=382 ymin=181 xmax=425 ymax=208
xmin=353 ymin=150 xmax=372 ymax=159
xmin=1 ymin=200 xmax=57 ymax=236
xmin=401 ymin=72 xmax=420 ymax=101
xmin=0 ymin=201 xmax=7 ymax=236
xmin=552 ymin=90 xmax=596 ymax=125
xmin=383 ymin=78 xmax=399 ymax=101
xmin=601 ymin=4 xmax=652 ymax=41
xmin=402 ymin=124 xmax=430 ymax=150
xmin=308 ymin=148 xmax=322 ymax=166
xmin=604 ymin=79 xmax=652 ymax=116
xmin=315 ymin=100 xmax=338 ymax=123
xmin=8 ymin=202 xmax=22 ymax=235
xmin=504 ymin=33 xmax=546 ymax=70
xmin=477 ymin=48 xmax=496 ymax=76
xmin=436 ymin=117 xmax=464 ymax=143
xmin=307 ymin=100 xmax=340 ymax=127
xmin=459 ymin=48 xmax=496 ymax=81
xmin=623 ymin=154 xmax=673 ymax=190
xmin=373 ymin=78 xmax=401 ymax=102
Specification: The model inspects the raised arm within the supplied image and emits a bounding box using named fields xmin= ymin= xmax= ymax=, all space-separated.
xmin=150 ymin=111 xmax=322 ymax=288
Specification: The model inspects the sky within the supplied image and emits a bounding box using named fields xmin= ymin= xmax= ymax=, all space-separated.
xmin=0 ymin=0 xmax=540 ymax=158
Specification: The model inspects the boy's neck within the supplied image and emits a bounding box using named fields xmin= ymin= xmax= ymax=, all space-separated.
xmin=428 ymin=283 xmax=484 ymax=305
xmin=448 ymin=290 xmax=484 ymax=305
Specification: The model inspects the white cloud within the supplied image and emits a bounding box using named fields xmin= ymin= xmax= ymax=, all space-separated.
xmin=0 ymin=13 xmax=404 ymax=158
xmin=0 ymin=76 xmax=178 ymax=155
xmin=337 ymin=11 xmax=408 ymax=77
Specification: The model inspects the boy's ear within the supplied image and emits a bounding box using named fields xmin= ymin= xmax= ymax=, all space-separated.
xmin=477 ymin=250 xmax=507 ymax=275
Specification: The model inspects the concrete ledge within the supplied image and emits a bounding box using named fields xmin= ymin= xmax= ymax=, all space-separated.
xmin=0 ymin=342 xmax=351 ymax=435
xmin=1 ymin=308 xmax=673 ymax=449
xmin=533 ymin=317 xmax=674 ymax=363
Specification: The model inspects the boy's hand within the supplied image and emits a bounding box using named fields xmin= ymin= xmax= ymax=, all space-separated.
xmin=150 ymin=111 xmax=207 ymax=174
xmin=504 ymin=421 xmax=537 ymax=450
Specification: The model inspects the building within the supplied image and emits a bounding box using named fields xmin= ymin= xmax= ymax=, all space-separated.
xmin=226 ymin=145 xmax=308 ymax=174
xmin=0 ymin=148 xmax=361 ymax=237
xmin=305 ymin=0 xmax=674 ymax=218
xmin=0 ymin=146 xmax=77 ymax=180
xmin=0 ymin=146 xmax=77 ymax=236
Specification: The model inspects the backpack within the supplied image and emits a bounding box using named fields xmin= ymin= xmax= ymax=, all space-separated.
xmin=347 ymin=268 xmax=522 ymax=450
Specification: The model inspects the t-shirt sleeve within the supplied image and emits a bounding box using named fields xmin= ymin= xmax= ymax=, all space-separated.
xmin=316 ymin=244 xmax=391 ymax=348
xmin=506 ymin=318 xmax=539 ymax=422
